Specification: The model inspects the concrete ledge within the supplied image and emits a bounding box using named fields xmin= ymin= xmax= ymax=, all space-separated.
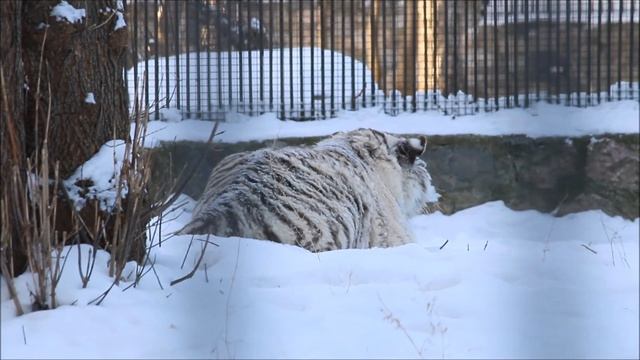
xmin=149 ymin=133 xmax=639 ymax=220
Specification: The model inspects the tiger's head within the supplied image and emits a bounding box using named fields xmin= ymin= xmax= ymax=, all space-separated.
xmin=327 ymin=128 xmax=440 ymax=216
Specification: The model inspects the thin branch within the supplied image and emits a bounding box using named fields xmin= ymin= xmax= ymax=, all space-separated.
xmin=170 ymin=237 xmax=209 ymax=286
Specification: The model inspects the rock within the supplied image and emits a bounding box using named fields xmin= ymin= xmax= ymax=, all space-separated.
xmin=558 ymin=135 xmax=639 ymax=219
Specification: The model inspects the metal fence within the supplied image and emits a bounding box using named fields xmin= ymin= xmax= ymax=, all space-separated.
xmin=125 ymin=0 xmax=639 ymax=120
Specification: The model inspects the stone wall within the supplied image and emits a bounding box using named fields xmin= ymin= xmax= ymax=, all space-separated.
xmin=149 ymin=133 xmax=639 ymax=220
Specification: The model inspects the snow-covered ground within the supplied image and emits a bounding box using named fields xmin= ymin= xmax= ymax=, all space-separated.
xmin=1 ymin=197 xmax=638 ymax=359
xmin=138 ymin=99 xmax=640 ymax=147
xmin=2 ymin=98 xmax=638 ymax=358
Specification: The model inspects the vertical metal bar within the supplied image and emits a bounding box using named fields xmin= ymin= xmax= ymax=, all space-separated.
xmin=311 ymin=0 xmax=315 ymax=117
xmin=536 ymin=0 xmax=540 ymax=101
xmin=524 ymin=0 xmax=529 ymax=107
xmin=175 ymin=0 xmax=181 ymax=110
xmin=423 ymin=0 xmax=428 ymax=110
xmin=597 ymin=0 xmax=602 ymax=104
xmin=371 ymin=0 xmax=377 ymax=106
xmin=216 ymin=4 xmax=222 ymax=112
xmin=607 ymin=0 xmax=612 ymax=101
xmin=153 ymin=0 xmax=160 ymax=120
xmin=247 ymin=2 xmax=253 ymax=115
xmin=412 ymin=0 xmax=417 ymax=112
xmin=351 ymin=0 xmax=356 ymax=111
xmin=433 ymin=0 xmax=438 ymax=108
xmin=123 ymin=0 xmax=129 ymax=108
xmin=206 ymin=0 xmax=211 ymax=117
xmin=299 ymin=0 xmax=304 ymax=119
xmin=269 ymin=0 xmax=274 ymax=111
xmin=321 ymin=0 xmax=326 ymax=118
xmin=464 ymin=0 xmax=469 ymax=102
xmin=617 ymin=0 xmax=622 ymax=100
xmin=280 ymin=0 xmax=285 ymax=118
xmin=631 ymin=0 xmax=636 ymax=100
xmin=195 ymin=0 xmax=201 ymax=117
xmin=341 ymin=0 xmax=346 ymax=110
xmin=164 ymin=0 xmax=170 ymax=109
xmin=226 ymin=2 xmax=232 ymax=109
xmin=514 ymin=0 xmax=519 ymax=107
xmin=494 ymin=0 xmax=499 ymax=110
xmin=474 ymin=0 xmax=478 ymax=111
xmin=331 ymin=0 xmax=335 ymax=115
xmin=392 ymin=0 xmax=397 ymax=112
xmin=565 ymin=0 xmax=570 ymax=105
xmin=577 ymin=0 xmax=581 ymax=107
xmin=362 ymin=0 xmax=367 ymax=109
xmin=133 ymin=0 xmax=139 ymax=107
xmin=484 ymin=0 xmax=488 ymax=109
xmin=587 ymin=0 xmax=592 ymax=105
xmin=444 ymin=0 xmax=449 ymax=99
xmin=185 ymin=0 xmax=191 ymax=116
xmin=237 ymin=2 xmax=244 ymax=112
xmin=288 ymin=1 xmax=293 ymax=115
xmin=154 ymin=0 xmax=159 ymax=119
xmin=403 ymin=1 xmax=408 ymax=112
xmin=452 ymin=0 xmax=458 ymax=112
xmin=259 ymin=0 xmax=264 ymax=112
xmin=555 ymin=0 xmax=560 ymax=104
xmin=382 ymin=0 xmax=387 ymax=110
xmin=547 ymin=0 xmax=552 ymax=103
xmin=505 ymin=0 xmax=510 ymax=108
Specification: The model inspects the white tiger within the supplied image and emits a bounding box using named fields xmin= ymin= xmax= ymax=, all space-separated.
xmin=178 ymin=128 xmax=440 ymax=251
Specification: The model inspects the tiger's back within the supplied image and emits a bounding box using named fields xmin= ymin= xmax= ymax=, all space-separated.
xmin=179 ymin=129 xmax=439 ymax=251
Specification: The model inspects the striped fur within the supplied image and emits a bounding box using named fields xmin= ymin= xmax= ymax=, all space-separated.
xmin=178 ymin=128 xmax=440 ymax=251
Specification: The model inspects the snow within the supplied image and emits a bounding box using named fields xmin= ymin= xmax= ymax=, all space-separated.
xmin=84 ymin=92 xmax=96 ymax=104
xmin=114 ymin=10 xmax=126 ymax=31
xmin=2 ymin=59 xmax=639 ymax=358
xmin=136 ymin=100 xmax=639 ymax=147
xmin=63 ymin=140 xmax=128 ymax=211
xmin=50 ymin=1 xmax=86 ymax=24
xmin=126 ymin=48 xmax=380 ymax=118
xmin=1 ymin=197 xmax=637 ymax=358
xmin=250 ymin=18 xmax=262 ymax=31
xmin=159 ymin=107 xmax=182 ymax=122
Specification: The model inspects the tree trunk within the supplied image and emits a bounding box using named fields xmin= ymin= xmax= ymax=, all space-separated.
xmin=0 ymin=0 xmax=27 ymax=276
xmin=21 ymin=0 xmax=130 ymax=179
xmin=0 ymin=0 xmax=24 ymax=174
xmin=2 ymin=0 xmax=146 ymax=277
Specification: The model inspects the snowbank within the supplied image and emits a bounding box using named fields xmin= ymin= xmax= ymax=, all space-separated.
xmin=135 ymin=99 xmax=640 ymax=147
xmin=1 ymin=198 xmax=638 ymax=358
xmin=127 ymin=48 xmax=379 ymax=117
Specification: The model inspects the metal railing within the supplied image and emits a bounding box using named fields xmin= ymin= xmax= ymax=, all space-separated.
xmin=124 ymin=0 xmax=639 ymax=120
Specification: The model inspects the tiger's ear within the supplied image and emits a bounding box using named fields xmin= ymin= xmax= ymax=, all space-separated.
xmin=396 ymin=136 xmax=427 ymax=166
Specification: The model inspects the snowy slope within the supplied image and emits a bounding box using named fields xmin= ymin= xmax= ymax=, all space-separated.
xmin=1 ymin=197 xmax=638 ymax=359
